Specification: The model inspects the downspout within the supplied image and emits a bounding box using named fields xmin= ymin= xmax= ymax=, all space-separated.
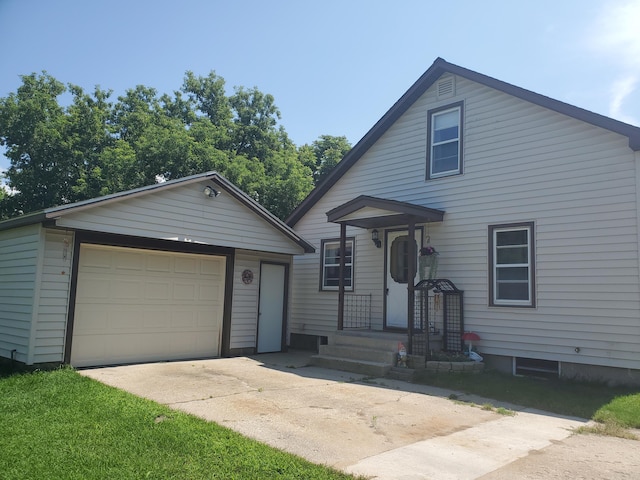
xmin=337 ymin=223 xmax=346 ymax=330
xmin=407 ymin=221 xmax=416 ymax=354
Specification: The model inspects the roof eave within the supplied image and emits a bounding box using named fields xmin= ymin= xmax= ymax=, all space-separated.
xmin=0 ymin=211 xmax=47 ymax=232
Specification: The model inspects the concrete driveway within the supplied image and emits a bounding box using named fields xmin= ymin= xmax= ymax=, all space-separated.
xmin=80 ymin=351 xmax=588 ymax=479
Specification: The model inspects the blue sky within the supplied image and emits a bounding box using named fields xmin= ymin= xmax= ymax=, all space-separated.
xmin=1 ymin=0 xmax=639 ymax=175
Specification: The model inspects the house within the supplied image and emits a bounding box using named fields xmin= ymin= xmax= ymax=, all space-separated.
xmin=0 ymin=172 xmax=314 ymax=368
xmin=286 ymin=57 xmax=640 ymax=385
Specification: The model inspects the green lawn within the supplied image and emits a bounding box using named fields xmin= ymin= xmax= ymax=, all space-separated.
xmin=413 ymin=369 xmax=640 ymax=429
xmin=0 ymin=368 xmax=359 ymax=480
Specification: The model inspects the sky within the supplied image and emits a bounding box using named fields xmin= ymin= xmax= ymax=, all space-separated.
xmin=1 ymin=0 xmax=639 ymax=176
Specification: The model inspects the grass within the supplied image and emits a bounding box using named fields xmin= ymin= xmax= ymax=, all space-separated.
xmin=413 ymin=369 xmax=640 ymax=437
xmin=0 ymin=367 xmax=359 ymax=480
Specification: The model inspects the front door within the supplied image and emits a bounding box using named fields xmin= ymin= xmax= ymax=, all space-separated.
xmin=257 ymin=262 xmax=287 ymax=353
xmin=385 ymin=229 xmax=422 ymax=329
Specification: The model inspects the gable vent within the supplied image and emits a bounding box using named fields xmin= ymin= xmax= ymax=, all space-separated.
xmin=437 ymin=76 xmax=455 ymax=99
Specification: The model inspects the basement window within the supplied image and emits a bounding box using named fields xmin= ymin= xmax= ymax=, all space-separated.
xmin=514 ymin=357 xmax=559 ymax=379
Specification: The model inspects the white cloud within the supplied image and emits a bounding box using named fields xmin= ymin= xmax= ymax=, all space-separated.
xmin=589 ymin=0 xmax=640 ymax=124
xmin=609 ymin=75 xmax=638 ymax=124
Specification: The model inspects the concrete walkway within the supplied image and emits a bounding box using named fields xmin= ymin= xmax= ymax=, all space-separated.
xmin=80 ymin=351 xmax=587 ymax=479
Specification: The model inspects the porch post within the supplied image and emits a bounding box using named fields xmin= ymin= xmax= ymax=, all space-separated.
xmin=337 ymin=222 xmax=346 ymax=330
xmin=407 ymin=220 xmax=416 ymax=354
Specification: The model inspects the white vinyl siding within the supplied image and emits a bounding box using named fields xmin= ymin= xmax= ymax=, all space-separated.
xmin=0 ymin=224 xmax=41 ymax=363
xmin=54 ymin=182 xmax=305 ymax=255
xmin=291 ymin=73 xmax=640 ymax=370
xmin=32 ymin=230 xmax=74 ymax=363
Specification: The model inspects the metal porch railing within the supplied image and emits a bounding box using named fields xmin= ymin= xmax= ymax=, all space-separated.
xmin=343 ymin=293 xmax=372 ymax=329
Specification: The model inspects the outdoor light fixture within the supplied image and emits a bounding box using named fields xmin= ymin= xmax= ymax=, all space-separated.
xmin=371 ymin=229 xmax=381 ymax=248
xmin=203 ymin=185 xmax=220 ymax=198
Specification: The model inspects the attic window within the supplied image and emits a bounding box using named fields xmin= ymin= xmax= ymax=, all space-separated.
xmin=426 ymin=101 xmax=464 ymax=179
xmin=437 ymin=77 xmax=455 ymax=99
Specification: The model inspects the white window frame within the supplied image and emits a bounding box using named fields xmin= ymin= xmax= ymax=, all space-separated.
xmin=489 ymin=222 xmax=535 ymax=307
xmin=320 ymin=238 xmax=354 ymax=291
xmin=427 ymin=102 xmax=463 ymax=179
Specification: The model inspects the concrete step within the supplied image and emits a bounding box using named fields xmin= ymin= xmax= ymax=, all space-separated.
xmin=310 ymin=354 xmax=393 ymax=377
xmin=333 ymin=331 xmax=408 ymax=351
xmin=319 ymin=344 xmax=397 ymax=364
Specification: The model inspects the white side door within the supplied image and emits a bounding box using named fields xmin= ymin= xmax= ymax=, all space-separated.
xmin=257 ymin=262 xmax=287 ymax=353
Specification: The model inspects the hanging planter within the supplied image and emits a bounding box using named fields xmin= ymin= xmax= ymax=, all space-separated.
xmin=419 ymin=244 xmax=439 ymax=280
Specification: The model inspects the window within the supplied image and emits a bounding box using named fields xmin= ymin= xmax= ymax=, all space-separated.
xmin=489 ymin=222 xmax=535 ymax=307
xmin=389 ymin=235 xmax=417 ymax=284
xmin=427 ymin=102 xmax=463 ymax=179
xmin=320 ymin=238 xmax=354 ymax=291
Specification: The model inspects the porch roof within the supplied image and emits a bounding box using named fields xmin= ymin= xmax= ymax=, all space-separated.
xmin=326 ymin=195 xmax=445 ymax=228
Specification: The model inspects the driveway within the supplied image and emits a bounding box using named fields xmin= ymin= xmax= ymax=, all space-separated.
xmin=80 ymin=351 xmax=639 ymax=479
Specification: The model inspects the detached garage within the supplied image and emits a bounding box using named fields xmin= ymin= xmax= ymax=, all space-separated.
xmin=0 ymin=172 xmax=314 ymax=368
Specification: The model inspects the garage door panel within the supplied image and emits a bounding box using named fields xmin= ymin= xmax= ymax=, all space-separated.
xmin=170 ymin=310 xmax=199 ymax=328
xmin=73 ymin=307 xmax=109 ymax=333
xmin=112 ymin=280 xmax=143 ymax=299
xmin=201 ymin=258 xmax=224 ymax=275
xmin=115 ymin=251 xmax=144 ymax=270
xmin=82 ymin=248 xmax=112 ymax=269
xmin=199 ymin=284 xmax=220 ymax=301
xmin=146 ymin=254 xmax=171 ymax=272
xmin=145 ymin=281 xmax=170 ymax=300
xmin=71 ymin=245 xmax=225 ymax=367
xmin=173 ymin=282 xmax=197 ymax=301
xmin=76 ymin=277 xmax=110 ymax=300
xmin=174 ymin=257 xmax=198 ymax=274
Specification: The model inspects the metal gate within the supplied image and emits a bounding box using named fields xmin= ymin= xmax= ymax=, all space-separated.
xmin=412 ymin=279 xmax=463 ymax=357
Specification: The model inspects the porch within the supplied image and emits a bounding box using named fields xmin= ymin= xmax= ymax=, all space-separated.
xmin=310 ymin=279 xmax=464 ymax=377
xmin=309 ymin=195 xmax=455 ymax=376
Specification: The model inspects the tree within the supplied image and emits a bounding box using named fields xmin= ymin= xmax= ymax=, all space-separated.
xmin=182 ymin=71 xmax=231 ymax=128
xmin=0 ymin=72 xmax=69 ymax=213
xmin=0 ymin=71 xmax=326 ymax=220
xmin=65 ymin=84 xmax=116 ymax=199
xmin=229 ymin=86 xmax=281 ymax=161
xmin=308 ymin=135 xmax=351 ymax=185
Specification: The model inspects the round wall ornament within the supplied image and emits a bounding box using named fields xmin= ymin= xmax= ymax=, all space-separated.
xmin=241 ymin=269 xmax=254 ymax=284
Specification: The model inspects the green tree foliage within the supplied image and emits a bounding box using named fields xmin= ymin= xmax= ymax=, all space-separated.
xmin=308 ymin=135 xmax=351 ymax=185
xmin=0 ymin=73 xmax=67 ymax=216
xmin=0 ymin=71 xmax=349 ymax=220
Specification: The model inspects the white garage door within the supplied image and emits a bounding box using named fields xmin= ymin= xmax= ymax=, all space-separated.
xmin=70 ymin=244 xmax=226 ymax=367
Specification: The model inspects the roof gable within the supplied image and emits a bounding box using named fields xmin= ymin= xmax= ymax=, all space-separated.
xmin=287 ymin=57 xmax=640 ymax=227
xmin=0 ymin=171 xmax=315 ymax=253
xmin=326 ymin=195 xmax=445 ymax=229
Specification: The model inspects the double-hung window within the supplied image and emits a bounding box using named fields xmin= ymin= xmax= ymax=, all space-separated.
xmin=427 ymin=102 xmax=463 ymax=179
xmin=320 ymin=238 xmax=354 ymax=291
xmin=489 ymin=222 xmax=535 ymax=307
